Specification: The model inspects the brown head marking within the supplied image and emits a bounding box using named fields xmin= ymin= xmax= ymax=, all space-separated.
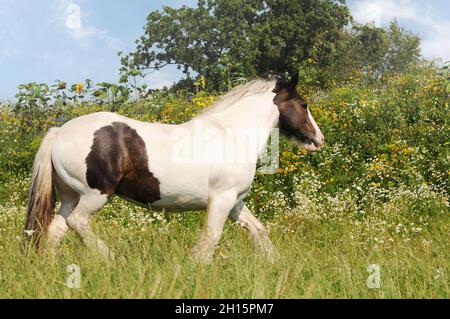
xmin=273 ymin=74 xmax=322 ymax=149
xmin=86 ymin=122 xmax=161 ymax=205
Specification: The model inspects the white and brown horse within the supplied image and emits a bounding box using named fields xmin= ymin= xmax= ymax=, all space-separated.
xmin=25 ymin=74 xmax=324 ymax=263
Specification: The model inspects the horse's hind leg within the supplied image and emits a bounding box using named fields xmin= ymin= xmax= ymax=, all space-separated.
xmin=46 ymin=176 xmax=79 ymax=254
xmin=66 ymin=194 xmax=112 ymax=259
xmin=230 ymin=202 xmax=276 ymax=262
xmin=46 ymin=203 xmax=74 ymax=254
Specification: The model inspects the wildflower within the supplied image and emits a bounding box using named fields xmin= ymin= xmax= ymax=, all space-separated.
xmin=434 ymin=268 xmax=443 ymax=280
xmin=200 ymin=75 xmax=206 ymax=89
xmin=75 ymin=82 xmax=84 ymax=94
xmin=24 ymin=230 xmax=36 ymax=236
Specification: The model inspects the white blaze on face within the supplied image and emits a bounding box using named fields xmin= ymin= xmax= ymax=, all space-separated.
xmin=303 ymin=109 xmax=324 ymax=152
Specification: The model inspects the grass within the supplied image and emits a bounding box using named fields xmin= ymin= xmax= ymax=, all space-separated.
xmin=0 ymin=199 xmax=448 ymax=299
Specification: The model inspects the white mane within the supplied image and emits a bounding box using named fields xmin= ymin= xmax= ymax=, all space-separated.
xmin=197 ymin=79 xmax=277 ymax=118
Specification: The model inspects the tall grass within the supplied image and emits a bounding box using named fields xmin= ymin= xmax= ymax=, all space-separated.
xmin=0 ymin=193 xmax=448 ymax=299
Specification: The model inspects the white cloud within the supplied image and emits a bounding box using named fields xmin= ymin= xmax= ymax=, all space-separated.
xmin=146 ymin=71 xmax=176 ymax=89
xmin=0 ymin=47 xmax=18 ymax=58
xmin=143 ymin=65 xmax=187 ymax=89
xmin=351 ymin=0 xmax=450 ymax=61
xmin=420 ymin=19 xmax=450 ymax=63
xmin=352 ymin=0 xmax=417 ymax=25
xmin=51 ymin=0 xmax=123 ymax=51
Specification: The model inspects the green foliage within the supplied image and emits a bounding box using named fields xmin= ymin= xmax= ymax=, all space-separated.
xmin=0 ymin=64 xmax=447 ymax=209
xmin=300 ymin=20 xmax=422 ymax=87
xmin=13 ymin=79 xmax=131 ymax=115
xmin=94 ymin=82 xmax=130 ymax=112
xmin=15 ymin=83 xmax=51 ymax=112
xmin=121 ymin=0 xmax=350 ymax=90
xmin=121 ymin=2 xmax=422 ymax=90
xmin=347 ymin=20 xmax=421 ymax=78
xmin=385 ymin=20 xmax=422 ymax=73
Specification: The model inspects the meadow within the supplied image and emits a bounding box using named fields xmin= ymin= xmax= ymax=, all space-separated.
xmin=0 ymin=64 xmax=448 ymax=298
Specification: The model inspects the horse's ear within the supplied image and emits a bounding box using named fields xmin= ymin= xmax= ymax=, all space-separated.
xmin=288 ymin=73 xmax=299 ymax=91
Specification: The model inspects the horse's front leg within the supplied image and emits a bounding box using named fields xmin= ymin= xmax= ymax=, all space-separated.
xmin=192 ymin=190 xmax=237 ymax=264
xmin=230 ymin=202 xmax=277 ymax=262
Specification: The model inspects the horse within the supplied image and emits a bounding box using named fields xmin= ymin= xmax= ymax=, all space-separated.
xmin=24 ymin=74 xmax=324 ymax=263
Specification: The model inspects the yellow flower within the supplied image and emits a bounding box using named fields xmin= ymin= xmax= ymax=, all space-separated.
xmin=200 ymin=75 xmax=206 ymax=89
xmin=75 ymin=82 xmax=84 ymax=94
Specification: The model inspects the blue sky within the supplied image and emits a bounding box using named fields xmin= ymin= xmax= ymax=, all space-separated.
xmin=0 ymin=0 xmax=449 ymax=99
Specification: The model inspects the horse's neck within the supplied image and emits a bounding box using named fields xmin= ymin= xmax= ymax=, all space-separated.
xmin=224 ymin=96 xmax=279 ymax=128
xmin=209 ymin=93 xmax=280 ymax=154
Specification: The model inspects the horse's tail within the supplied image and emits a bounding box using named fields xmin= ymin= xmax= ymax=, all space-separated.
xmin=25 ymin=128 xmax=59 ymax=247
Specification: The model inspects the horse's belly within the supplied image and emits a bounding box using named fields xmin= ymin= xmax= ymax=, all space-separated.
xmin=151 ymin=174 xmax=209 ymax=211
xmin=149 ymin=167 xmax=209 ymax=212
xmin=151 ymin=196 xmax=207 ymax=212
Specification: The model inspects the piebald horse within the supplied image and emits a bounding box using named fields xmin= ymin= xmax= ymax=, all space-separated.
xmin=25 ymin=74 xmax=324 ymax=263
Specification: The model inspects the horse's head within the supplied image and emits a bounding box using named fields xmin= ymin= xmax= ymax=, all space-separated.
xmin=273 ymin=74 xmax=324 ymax=152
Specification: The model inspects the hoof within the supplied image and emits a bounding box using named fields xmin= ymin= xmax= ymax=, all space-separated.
xmin=191 ymin=245 xmax=214 ymax=265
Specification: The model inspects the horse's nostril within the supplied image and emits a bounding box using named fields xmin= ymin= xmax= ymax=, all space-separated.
xmin=311 ymin=139 xmax=319 ymax=148
xmin=318 ymin=134 xmax=324 ymax=144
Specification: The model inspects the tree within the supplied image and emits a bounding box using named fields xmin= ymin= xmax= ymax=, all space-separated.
xmin=121 ymin=0 xmax=350 ymax=91
xmin=329 ymin=20 xmax=421 ymax=81
xmin=385 ymin=20 xmax=421 ymax=73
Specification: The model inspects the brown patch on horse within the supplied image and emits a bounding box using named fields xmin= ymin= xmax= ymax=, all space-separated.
xmin=86 ymin=122 xmax=161 ymax=205
xmin=272 ymin=75 xmax=317 ymax=145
